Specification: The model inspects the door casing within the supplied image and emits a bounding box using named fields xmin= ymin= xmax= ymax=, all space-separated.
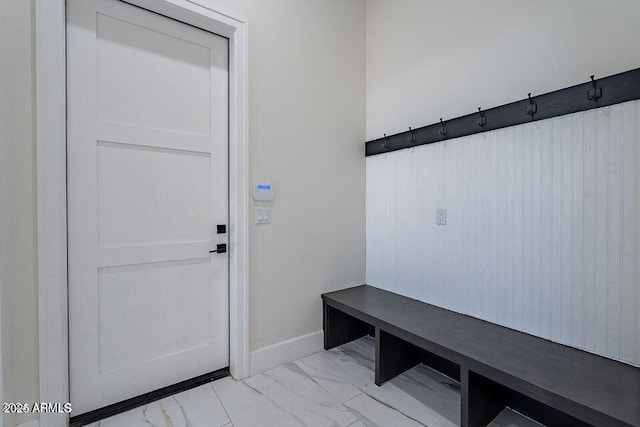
xmin=35 ymin=1 xmax=249 ymax=426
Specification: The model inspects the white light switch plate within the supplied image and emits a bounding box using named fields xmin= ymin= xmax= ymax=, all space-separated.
xmin=255 ymin=207 xmax=271 ymax=224
xmin=436 ymin=208 xmax=447 ymax=225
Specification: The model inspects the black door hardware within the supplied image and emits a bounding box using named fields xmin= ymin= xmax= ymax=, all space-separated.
xmin=209 ymin=244 xmax=227 ymax=254
xmin=217 ymin=224 xmax=227 ymax=234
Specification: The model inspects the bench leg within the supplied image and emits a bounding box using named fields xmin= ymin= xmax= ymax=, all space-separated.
xmin=461 ymin=368 xmax=506 ymax=427
xmin=375 ymin=328 xmax=422 ymax=386
xmin=323 ymin=302 xmax=370 ymax=350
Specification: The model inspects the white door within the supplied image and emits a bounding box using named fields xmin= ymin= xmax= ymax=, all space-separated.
xmin=67 ymin=0 xmax=229 ymax=415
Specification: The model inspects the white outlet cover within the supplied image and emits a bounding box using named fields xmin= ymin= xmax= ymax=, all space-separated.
xmin=436 ymin=208 xmax=447 ymax=225
xmin=255 ymin=207 xmax=271 ymax=224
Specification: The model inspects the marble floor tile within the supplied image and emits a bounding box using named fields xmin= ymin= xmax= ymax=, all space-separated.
xmin=296 ymin=345 xmax=458 ymax=427
xmin=489 ymin=408 xmax=545 ymax=427
xmin=388 ymin=369 xmax=460 ymax=426
xmin=171 ymin=383 xmax=231 ymax=426
xmin=294 ymin=350 xmax=364 ymax=403
xmin=402 ymin=364 xmax=461 ymax=401
xmin=88 ymin=383 xmax=229 ymax=427
xmin=212 ymin=376 xmax=304 ymax=427
xmin=85 ymin=405 xmax=156 ymax=427
xmin=343 ymin=393 xmax=423 ymax=427
xmin=242 ymin=364 xmax=357 ymax=426
xmin=341 ymin=335 xmax=460 ymax=423
xmin=340 ymin=336 xmax=376 ymax=369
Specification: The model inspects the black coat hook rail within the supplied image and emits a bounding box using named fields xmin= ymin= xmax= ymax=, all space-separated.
xmin=366 ymin=67 xmax=640 ymax=156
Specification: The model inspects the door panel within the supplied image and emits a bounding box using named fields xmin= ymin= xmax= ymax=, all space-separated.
xmin=67 ymin=0 xmax=229 ymax=415
xmin=97 ymin=258 xmax=213 ymax=373
xmin=96 ymin=141 xmax=211 ymax=247
xmin=96 ymin=11 xmax=212 ymax=134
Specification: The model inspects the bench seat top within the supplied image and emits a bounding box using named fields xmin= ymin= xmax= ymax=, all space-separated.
xmin=322 ymin=284 xmax=640 ymax=427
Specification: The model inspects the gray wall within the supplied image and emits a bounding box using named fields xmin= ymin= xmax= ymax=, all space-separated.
xmin=203 ymin=0 xmax=366 ymax=353
xmin=1 ymin=0 xmax=38 ymax=426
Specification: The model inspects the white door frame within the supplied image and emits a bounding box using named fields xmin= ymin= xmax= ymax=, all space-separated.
xmin=35 ymin=1 xmax=249 ymax=425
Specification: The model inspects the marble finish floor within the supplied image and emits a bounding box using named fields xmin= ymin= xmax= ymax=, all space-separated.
xmin=88 ymin=337 xmax=543 ymax=427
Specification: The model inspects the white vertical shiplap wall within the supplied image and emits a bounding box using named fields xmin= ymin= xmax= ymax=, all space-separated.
xmin=366 ymin=100 xmax=640 ymax=366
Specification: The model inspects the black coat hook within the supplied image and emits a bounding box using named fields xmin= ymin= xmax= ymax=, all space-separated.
xmin=382 ymin=133 xmax=391 ymax=150
xmin=588 ymin=75 xmax=602 ymax=101
xmin=439 ymin=118 xmax=447 ymax=136
xmin=526 ymin=93 xmax=537 ymax=117
xmin=477 ymin=107 xmax=486 ymax=127
xmin=407 ymin=127 xmax=416 ymax=144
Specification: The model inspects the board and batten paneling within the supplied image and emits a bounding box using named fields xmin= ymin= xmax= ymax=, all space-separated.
xmin=366 ymin=100 xmax=640 ymax=366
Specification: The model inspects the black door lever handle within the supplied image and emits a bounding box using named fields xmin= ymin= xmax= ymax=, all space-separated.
xmin=209 ymin=244 xmax=227 ymax=254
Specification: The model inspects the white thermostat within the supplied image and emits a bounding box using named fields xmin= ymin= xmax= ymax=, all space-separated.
xmin=253 ymin=184 xmax=274 ymax=202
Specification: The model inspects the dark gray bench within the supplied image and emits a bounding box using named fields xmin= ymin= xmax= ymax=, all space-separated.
xmin=322 ymin=285 xmax=640 ymax=427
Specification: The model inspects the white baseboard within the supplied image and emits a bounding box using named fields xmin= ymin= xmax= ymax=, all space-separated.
xmin=16 ymin=419 xmax=39 ymax=427
xmin=249 ymin=330 xmax=323 ymax=376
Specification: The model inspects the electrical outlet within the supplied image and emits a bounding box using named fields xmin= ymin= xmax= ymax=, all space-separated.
xmin=436 ymin=208 xmax=447 ymax=225
xmin=255 ymin=207 xmax=271 ymax=224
